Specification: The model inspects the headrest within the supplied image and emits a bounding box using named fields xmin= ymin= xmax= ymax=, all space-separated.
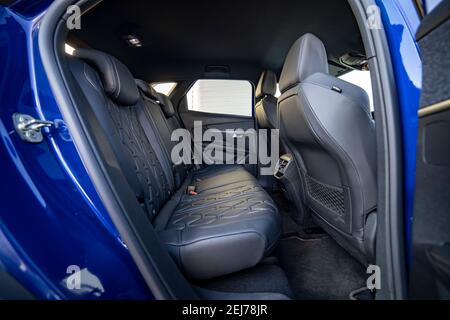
xmin=135 ymin=79 xmax=160 ymax=101
xmin=157 ymin=93 xmax=175 ymax=118
xmin=279 ymin=33 xmax=329 ymax=93
xmin=256 ymin=70 xmax=277 ymax=99
xmin=74 ymin=49 xmax=140 ymax=106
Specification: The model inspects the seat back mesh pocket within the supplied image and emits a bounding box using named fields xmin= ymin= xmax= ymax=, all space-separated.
xmin=305 ymin=174 xmax=345 ymax=216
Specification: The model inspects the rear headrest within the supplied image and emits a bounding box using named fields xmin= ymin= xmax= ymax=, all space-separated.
xmin=73 ymin=49 xmax=140 ymax=106
xmin=256 ymin=70 xmax=277 ymax=99
xmin=135 ymin=79 xmax=160 ymax=101
xmin=135 ymin=78 xmax=175 ymax=117
xmin=157 ymin=93 xmax=175 ymax=118
xmin=279 ymin=33 xmax=329 ymax=93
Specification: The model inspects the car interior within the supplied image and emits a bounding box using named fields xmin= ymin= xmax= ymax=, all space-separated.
xmin=51 ymin=0 xmax=380 ymax=299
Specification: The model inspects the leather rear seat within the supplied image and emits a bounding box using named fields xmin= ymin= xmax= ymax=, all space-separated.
xmin=134 ymin=79 xmax=256 ymax=192
xmin=69 ymin=49 xmax=281 ymax=280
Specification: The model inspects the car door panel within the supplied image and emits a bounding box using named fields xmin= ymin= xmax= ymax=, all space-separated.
xmin=410 ymin=0 xmax=450 ymax=299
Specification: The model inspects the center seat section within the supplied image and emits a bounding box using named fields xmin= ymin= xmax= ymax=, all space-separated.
xmin=68 ymin=49 xmax=281 ymax=280
xmin=134 ymin=80 xmax=263 ymax=195
xmin=134 ymin=79 xmax=257 ymax=194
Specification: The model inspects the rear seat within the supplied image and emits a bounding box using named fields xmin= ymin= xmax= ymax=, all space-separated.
xmin=134 ymin=79 xmax=260 ymax=192
xmin=69 ymin=49 xmax=281 ymax=280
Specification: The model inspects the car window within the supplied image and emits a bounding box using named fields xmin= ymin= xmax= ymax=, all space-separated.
xmin=339 ymin=70 xmax=374 ymax=112
xmin=152 ymin=82 xmax=177 ymax=95
xmin=186 ymin=80 xmax=253 ymax=117
xmin=424 ymin=0 xmax=442 ymax=14
xmin=275 ymin=84 xmax=281 ymax=98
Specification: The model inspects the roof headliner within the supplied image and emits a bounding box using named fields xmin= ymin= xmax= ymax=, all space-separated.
xmin=71 ymin=0 xmax=364 ymax=83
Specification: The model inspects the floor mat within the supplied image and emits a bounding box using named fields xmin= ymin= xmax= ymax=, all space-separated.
xmin=195 ymin=263 xmax=294 ymax=298
xmin=276 ymin=236 xmax=367 ymax=300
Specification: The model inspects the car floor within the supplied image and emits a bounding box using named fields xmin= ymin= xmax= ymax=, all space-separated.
xmin=196 ymin=190 xmax=368 ymax=300
xmin=276 ymin=236 xmax=367 ymax=299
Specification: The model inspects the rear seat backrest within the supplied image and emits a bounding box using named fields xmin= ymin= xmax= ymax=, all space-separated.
xmin=153 ymin=90 xmax=194 ymax=174
xmin=134 ymin=79 xmax=189 ymax=187
xmin=69 ymin=49 xmax=173 ymax=218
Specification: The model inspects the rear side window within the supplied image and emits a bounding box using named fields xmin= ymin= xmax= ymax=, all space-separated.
xmin=339 ymin=70 xmax=374 ymax=112
xmin=424 ymin=0 xmax=442 ymax=14
xmin=152 ymin=82 xmax=177 ymax=95
xmin=186 ymin=80 xmax=253 ymax=117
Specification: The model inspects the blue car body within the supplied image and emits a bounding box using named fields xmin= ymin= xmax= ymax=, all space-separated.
xmin=0 ymin=0 xmax=431 ymax=299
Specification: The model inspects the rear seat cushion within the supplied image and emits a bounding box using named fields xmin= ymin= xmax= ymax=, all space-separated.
xmin=70 ymin=50 xmax=281 ymax=280
xmin=192 ymin=165 xmax=255 ymax=193
xmin=156 ymin=167 xmax=280 ymax=280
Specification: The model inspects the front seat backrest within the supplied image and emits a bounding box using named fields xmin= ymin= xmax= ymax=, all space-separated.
xmin=278 ymin=33 xmax=377 ymax=264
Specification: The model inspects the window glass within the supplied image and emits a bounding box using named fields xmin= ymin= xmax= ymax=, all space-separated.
xmin=339 ymin=70 xmax=374 ymax=112
xmin=424 ymin=0 xmax=442 ymax=14
xmin=152 ymin=82 xmax=177 ymax=95
xmin=275 ymin=84 xmax=281 ymax=98
xmin=186 ymin=80 xmax=252 ymax=117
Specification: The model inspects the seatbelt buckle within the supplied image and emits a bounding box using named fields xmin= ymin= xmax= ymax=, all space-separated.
xmin=187 ymin=185 xmax=198 ymax=196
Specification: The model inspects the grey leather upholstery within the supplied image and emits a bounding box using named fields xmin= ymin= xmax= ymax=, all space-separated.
xmin=278 ymin=34 xmax=377 ymax=263
xmin=279 ymin=34 xmax=328 ymax=92
xmin=255 ymin=70 xmax=278 ymax=130
xmin=69 ymin=51 xmax=281 ymax=280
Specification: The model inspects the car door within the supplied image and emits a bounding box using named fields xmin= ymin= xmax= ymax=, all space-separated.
xmin=410 ymin=0 xmax=450 ymax=299
xmin=178 ymin=79 xmax=258 ymax=175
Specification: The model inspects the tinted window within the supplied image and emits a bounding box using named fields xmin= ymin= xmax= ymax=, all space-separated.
xmin=186 ymin=80 xmax=252 ymax=117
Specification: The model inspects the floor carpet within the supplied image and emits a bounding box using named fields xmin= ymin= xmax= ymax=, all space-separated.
xmin=276 ymin=236 xmax=368 ymax=300
xmin=195 ymin=262 xmax=294 ymax=298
